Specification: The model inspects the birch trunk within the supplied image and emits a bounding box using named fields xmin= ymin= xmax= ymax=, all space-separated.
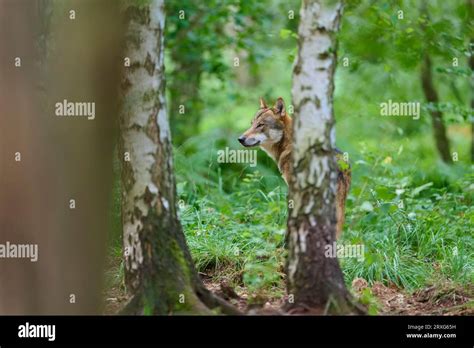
xmin=119 ymin=0 xmax=238 ymax=315
xmin=287 ymin=0 xmax=360 ymax=314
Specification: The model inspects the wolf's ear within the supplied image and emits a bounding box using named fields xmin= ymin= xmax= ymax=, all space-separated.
xmin=274 ymin=97 xmax=286 ymax=116
xmin=259 ymin=97 xmax=268 ymax=109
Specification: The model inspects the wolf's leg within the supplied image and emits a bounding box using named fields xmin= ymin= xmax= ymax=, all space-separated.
xmin=336 ymin=168 xmax=351 ymax=238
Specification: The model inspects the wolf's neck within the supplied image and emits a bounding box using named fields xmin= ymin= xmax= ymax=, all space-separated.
xmin=261 ymin=135 xmax=291 ymax=163
xmin=260 ymin=116 xmax=292 ymax=174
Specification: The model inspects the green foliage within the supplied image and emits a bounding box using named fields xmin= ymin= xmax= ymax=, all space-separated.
xmin=165 ymin=0 xmax=299 ymax=143
xmin=357 ymin=288 xmax=381 ymax=315
xmin=174 ymin=130 xmax=473 ymax=295
xmin=339 ymin=0 xmax=473 ymax=137
xmin=342 ymin=143 xmax=473 ymax=289
xmin=174 ymin=136 xmax=288 ymax=293
xmin=166 ymin=0 xmax=474 ymax=294
xmin=107 ymin=0 xmax=473 ymax=306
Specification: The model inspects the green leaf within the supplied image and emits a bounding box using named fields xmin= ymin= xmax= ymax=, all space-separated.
xmin=411 ymin=182 xmax=433 ymax=197
xmin=361 ymin=201 xmax=374 ymax=212
xmin=279 ymin=29 xmax=292 ymax=39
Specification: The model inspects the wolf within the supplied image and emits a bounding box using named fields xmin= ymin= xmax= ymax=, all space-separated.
xmin=238 ymin=97 xmax=351 ymax=238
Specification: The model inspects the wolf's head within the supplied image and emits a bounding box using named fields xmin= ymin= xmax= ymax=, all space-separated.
xmin=238 ymin=97 xmax=287 ymax=147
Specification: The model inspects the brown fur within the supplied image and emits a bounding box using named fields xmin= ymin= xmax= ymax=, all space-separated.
xmin=238 ymin=97 xmax=351 ymax=238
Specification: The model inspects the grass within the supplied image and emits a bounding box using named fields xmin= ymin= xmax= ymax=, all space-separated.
xmin=170 ymin=130 xmax=473 ymax=297
xmin=176 ymin=167 xmax=288 ymax=296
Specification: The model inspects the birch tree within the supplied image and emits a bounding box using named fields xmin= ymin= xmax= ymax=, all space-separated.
xmin=287 ymin=0 xmax=362 ymax=314
xmin=119 ymin=0 xmax=238 ymax=314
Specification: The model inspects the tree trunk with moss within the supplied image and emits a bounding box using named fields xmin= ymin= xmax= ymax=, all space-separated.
xmin=286 ymin=0 xmax=362 ymax=315
xmin=119 ymin=0 xmax=238 ymax=315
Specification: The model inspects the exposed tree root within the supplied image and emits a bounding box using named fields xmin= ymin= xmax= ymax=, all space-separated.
xmin=282 ymin=293 xmax=367 ymax=315
xmin=195 ymin=284 xmax=243 ymax=315
xmin=119 ymin=285 xmax=242 ymax=315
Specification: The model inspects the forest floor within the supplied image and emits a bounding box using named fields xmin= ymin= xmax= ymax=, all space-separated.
xmin=199 ymin=276 xmax=474 ymax=315
xmin=103 ymin=260 xmax=474 ymax=315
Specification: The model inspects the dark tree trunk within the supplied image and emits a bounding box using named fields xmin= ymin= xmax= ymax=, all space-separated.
xmin=420 ymin=54 xmax=453 ymax=163
xmin=419 ymin=1 xmax=452 ymax=163
xmin=470 ymin=41 xmax=474 ymax=163
xmin=286 ymin=0 xmax=363 ymax=315
xmin=470 ymin=46 xmax=474 ymax=163
xmin=119 ymin=0 xmax=238 ymax=315
xmin=168 ymin=59 xmax=203 ymax=145
xmin=468 ymin=0 xmax=474 ymax=162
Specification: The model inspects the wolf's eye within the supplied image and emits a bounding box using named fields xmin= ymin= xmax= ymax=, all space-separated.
xmin=256 ymin=123 xmax=264 ymax=129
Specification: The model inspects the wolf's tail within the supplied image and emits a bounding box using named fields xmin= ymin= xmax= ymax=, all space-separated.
xmin=335 ymin=151 xmax=351 ymax=238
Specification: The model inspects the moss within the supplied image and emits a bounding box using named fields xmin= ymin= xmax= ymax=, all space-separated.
xmin=121 ymin=0 xmax=153 ymax=10
xmin=169 ymin=238 xmax=192 ymax=281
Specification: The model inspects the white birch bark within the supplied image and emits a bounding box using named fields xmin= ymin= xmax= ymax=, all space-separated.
xmin=287 ymin=0 xmax=354 ymax=313
xmin=120 ymin=0 xmax=170 ymax=291
xmin=118 ymin=1 xmax=237 ymax=315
